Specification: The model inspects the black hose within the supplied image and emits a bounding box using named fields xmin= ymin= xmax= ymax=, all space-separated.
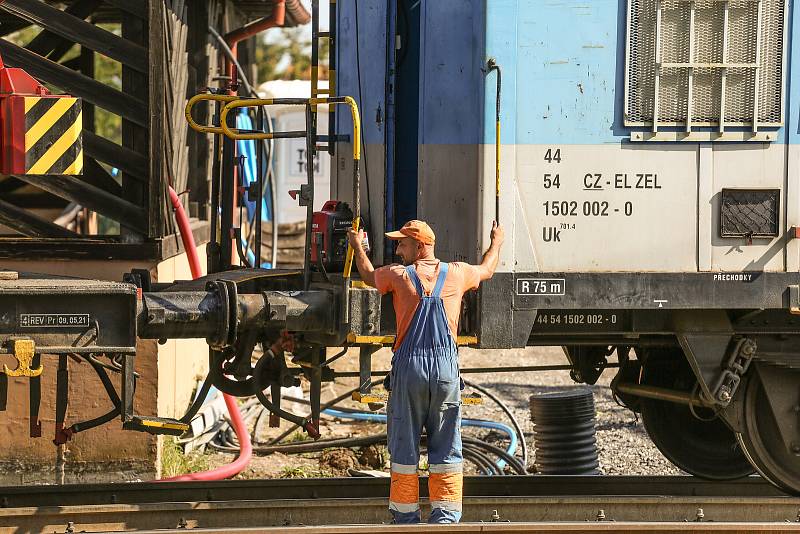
xmin=248 ymin=432 xmax=500 ymax=478
xmin=284 ymin=395 xmax=369 ymax=415
xmin=70 ymin=406 xmax=120 ymax=434
xmin=85 ymin=354 xmax=121 ymax=374
xmin=83 ymin=355 xmax=121 ymax=406
xmin=252 ymin=433 xmax=387 ymax=454
xmin=462 ymin=436 xmax=526 ymax=475
xmin=253 ymin=402 xmax=271 ymax=444
xmin=253 ymin=351 xmax=309 ymax=428
xmin=321 ymin=344 xmax=350 ymax=367
xmin=464 ymin=436 xmax=525 ymax=474
xmin=352 ymin=0 xmax=373 ymax=240
xmin=463 ymin=445 xmax=499 ymax=476
xmin=268 ymin=381 xmax=526 ymax=472
xmin=316 ymin=250 xmax=332 ymax=284
xmin=463 ymin=379 xmax=528 ymax=467
xmin=179 ymin=374 xmax=215 ymax=424
xmin=266 ymin=393 xmax=523 ymax=472
xmin=234 ymin=227 xmax=254 ymax=268
xmin=67 ymin=355 xmax=123 ymax=435
xmin=205 ymin=409 xmax=512 ymax=476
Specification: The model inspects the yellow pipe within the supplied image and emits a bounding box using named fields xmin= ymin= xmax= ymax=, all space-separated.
xmin=218 ymin=97 xmax=361 ymax=164
xmin=309 ymin=96 xmax=361 ymax=161
xmin=496 ymin=120 xmax=501 ymax=205
xmin=346 ymin=334 xmax=479 ymax=346
xmin=218 ymin=98 xmax=276 ymax=140
xmin=342 ymin=215 xmax=360 ymax=278
xmin=185 ymin=93 xmax=241 ymax=134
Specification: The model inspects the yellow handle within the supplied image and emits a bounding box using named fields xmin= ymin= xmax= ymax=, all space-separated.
xmin=185 ymin=94 xmax=241 ymax=134
xmin=342 ymin=216 xmax=360 ymax=279
xmin=218 ymin=97 xmax=361 ymax=162
xmin=320 ymin=96 xmax=361 ymax=162
xmin=218 ymin=98 xmax=276 ymax=140
xmin=496 ymin=120 xmax=501 ymax=199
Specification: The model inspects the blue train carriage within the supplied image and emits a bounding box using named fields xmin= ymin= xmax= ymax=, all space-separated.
xmin=334 ymin=1 xmax=800 ymax=492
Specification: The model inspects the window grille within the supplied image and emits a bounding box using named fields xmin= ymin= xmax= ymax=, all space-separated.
xmin=625 ymin=0 xmax=787 ymax=140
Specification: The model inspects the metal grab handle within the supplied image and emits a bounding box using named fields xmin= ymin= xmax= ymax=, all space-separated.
xmin=184 ymin=93 xmax=241 ymax=134
xmin=219 ymin=97 xmax=304 ymax=141
xmin=217 ymin=95 xmax=363 ymax=282
xmin=218 ymin=97 xmax=361 ymax=154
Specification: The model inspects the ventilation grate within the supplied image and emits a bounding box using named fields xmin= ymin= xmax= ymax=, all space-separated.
xmin=719 ymin=188 xmax=780 ymax=238
xmin=626 ymin=0 xmax=787 ymax=133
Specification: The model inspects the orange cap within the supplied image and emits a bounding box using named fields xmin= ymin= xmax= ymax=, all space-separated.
xmin=385 ymin=220 xmax=436 ymax=245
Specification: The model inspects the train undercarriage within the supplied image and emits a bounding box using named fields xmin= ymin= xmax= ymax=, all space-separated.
xmin=551 ymin=310 xmax=800 ymax=494
xmin=3 ymin=266 xmax=800 ymax=494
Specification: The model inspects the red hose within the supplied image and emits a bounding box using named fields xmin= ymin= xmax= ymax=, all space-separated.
xmin=159 ymin=186 xmax=252 ymax=482
xmin=167 ymin=187 xmax=202 ymax=279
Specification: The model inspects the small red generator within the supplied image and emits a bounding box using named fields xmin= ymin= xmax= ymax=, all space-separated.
xmin=311 ymin=200 xmax=367 ymax=272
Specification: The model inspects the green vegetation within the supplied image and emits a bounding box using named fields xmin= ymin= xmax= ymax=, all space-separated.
xmin=284 ymin=430 xmax=311 ymax=443
xmin=160 ymin=437 xmax=210 ymax=478
xmin=278 ymin=465 xmax=335 ymax=479
xmin=256 ymin=27 xmax=329 ymax=82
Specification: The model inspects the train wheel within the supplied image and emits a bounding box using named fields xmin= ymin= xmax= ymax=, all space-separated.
xmin=641 ymin=397 xmax=754 ymax=480
xmin=738 ymin=368 xmax=800 ymax=494
xmin=639 ymin=350 xmax=753 ymax=480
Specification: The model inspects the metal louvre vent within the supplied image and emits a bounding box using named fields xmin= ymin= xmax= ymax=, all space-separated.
xmin=719 ymin=189 xmax=779 ymax=238
xmin=625 ymin=0 xmax=787 ymax=135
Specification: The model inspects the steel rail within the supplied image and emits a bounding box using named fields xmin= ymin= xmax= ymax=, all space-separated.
xmin=2 ymin=495 xmax=799 ymax=533
xmin=134 ymin=524 xmax=800 ymax=534
xmin=1 ymin=477 xmax=798 ymax=533
xmin=0 ymin=476 xmax=785 ymax=508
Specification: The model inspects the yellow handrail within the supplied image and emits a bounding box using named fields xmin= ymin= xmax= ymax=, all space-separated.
xmin=187 ymin=92 xmax=363 ymax=292
xmin=218 ymin=96 xmax=361 ymax=162
xmin=217 ymin=96 xmax=363 ymax=281
xmin=184 ymin=93 xmax=241 ymax=134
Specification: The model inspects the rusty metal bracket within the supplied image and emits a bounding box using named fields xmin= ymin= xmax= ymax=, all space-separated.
xmin=4 ymin=338 xmax=42 ymax=377
xmin=28 ymin=353 xmax=41 ymax=437
xmin=53 ymin=354 xmax=72 ymax=445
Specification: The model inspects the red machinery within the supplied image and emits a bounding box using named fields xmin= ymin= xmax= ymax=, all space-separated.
xmin=311 ymin=200 xmax=367 ymax=271
xmin=0 ymin=52 xmax=83 ymax=175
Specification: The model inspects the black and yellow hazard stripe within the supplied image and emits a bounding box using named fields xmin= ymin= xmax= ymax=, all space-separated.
xmin=24 ymin=96 xmax=83 ymax=175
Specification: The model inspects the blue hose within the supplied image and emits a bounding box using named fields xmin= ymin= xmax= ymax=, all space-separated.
xmin=236 ymin=110 xmax=271 ymax=222
xmin=321 ymin=408 xmax=518 ymax=471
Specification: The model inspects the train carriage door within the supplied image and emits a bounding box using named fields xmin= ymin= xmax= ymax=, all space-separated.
xmin=394 ymin=0 xmax=421 ymax=254
xmin=335 ymin=0 xmax=392 ymax=264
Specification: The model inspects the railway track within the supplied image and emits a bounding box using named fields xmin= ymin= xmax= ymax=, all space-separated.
xmin=0 ymin=476 xmax=798 ymax=533
xmin=133 ymin=526 xmax=800 ymax=534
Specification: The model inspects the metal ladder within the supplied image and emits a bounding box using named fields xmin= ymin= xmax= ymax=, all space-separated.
xmin=310 ymin=0 xmax=336 ymax=156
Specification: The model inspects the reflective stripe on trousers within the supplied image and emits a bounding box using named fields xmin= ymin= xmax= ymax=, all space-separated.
xmin=387 ymin=263 xmax=463 ymax=524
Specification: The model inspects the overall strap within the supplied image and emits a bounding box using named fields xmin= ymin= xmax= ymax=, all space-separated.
xmin=405 ymin=265 xmax=425 ymax=298
xmin=431 ymin=263 xmax=449 ymax=299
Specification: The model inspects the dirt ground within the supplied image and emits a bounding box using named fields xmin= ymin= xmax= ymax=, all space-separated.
xmin=196 ymin=346 xmax=681 ymax=479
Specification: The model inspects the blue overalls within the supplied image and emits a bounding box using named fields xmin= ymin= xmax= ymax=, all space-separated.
xmin=387 ymin=263 xmax=463 ymax=524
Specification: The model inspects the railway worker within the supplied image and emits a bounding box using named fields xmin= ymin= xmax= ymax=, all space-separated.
xmin=347 ymin=219 xmax=504 ymax=524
